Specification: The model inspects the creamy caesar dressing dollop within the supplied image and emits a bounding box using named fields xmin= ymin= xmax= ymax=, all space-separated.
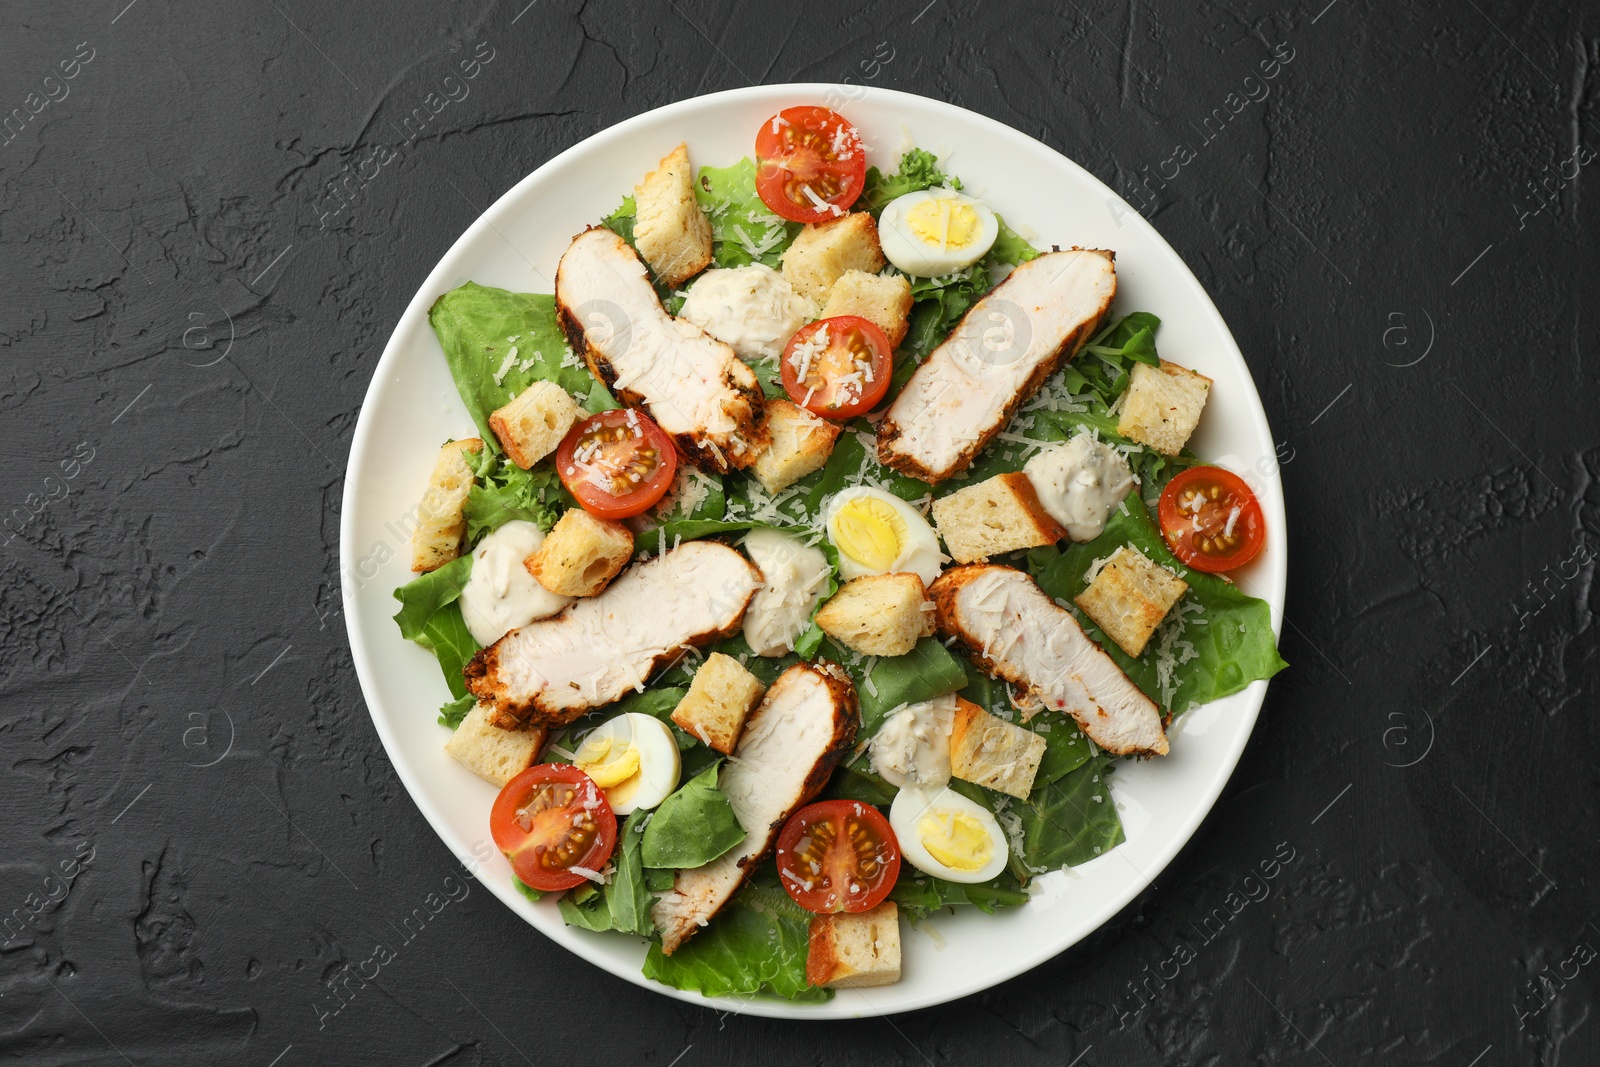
xmin=459 ymin=520 xmax=571 ymax=646
xmin=678 ymin=264 xmax=815 ymax=362
xmin=1024 ymin=434 xmax=1135 ymax=542
xmin=869 ymin=693 xmax=957 ymax=791
xmin=740 ymin=527 xmax=831 ymax=657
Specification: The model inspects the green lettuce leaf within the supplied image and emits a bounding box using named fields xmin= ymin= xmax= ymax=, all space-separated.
xmin=463 ymin=456 xmax=573 ymax=541
xmin=694 ymin=159 xmax=801 ymax=270
xmin=889 ymin=872 xmax=1030 ymax=922
xmin=1029 ymin=501 xmax=1288 ymax=714
xmin=391 ymin=555 xmax=472 ymax=641
xmin=1007 ymin=755 xmax=1124 ymax=877
xmin=439 ymin=694 xmax=475 ymax=729
xmin=428 ymin=282 xmax=614 ymax=454
xmin=512 ymin=875 xmax=544 ymax=903
xmin=860 ymin=147 xmax=959 ymax=214
xmin=641 ymin=762 xmax=746 ymax=869
xmin=958 ymin=674 xmax=1092 ymax=785
xmin=641 ymin=874 xmax=828 ymax=1001
xmin=392 ymin=556 xmax=481 ymax=713
xmin=557 ymin=808 xmax=654 ymax=936
xmin=857 ymin=637 xmax=969 ymax=736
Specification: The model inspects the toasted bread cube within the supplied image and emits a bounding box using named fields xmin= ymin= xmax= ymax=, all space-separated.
xmin=1074 ymin=545 xmax=1188 ymax=658
xmin=1117 ymin=359 xmax=1212 ymax=456
xmin=949 ymin=697 xmax=1046 ymax=799
xmin=820 ymin=269 xmax=914 ymax=349
xmin=814 ymin=573 xmax=935 ymax=657
xmin=526 ymin=508 xmax=633 ymax=597
xmin=489 ymin=382 xmax=583 ymax=469
xmin=749 ymin=399 xmax=840 ymax=494
xmin=807 ymin=902 xmax=901 ymax=989
xmin=781 ymin=212 xmax=886 ymax=301
xmin=633 ymin=142 xmax=713 ymax=288
xmin=444 ymin=702 xmax=547 ymax=787
xmin=411 ymin=438 xmax=483 ymax=572
xmin=671 ymin=652 xmax=766 ymax=754
xmin=931 ymin=473 xmax=1066 ymax=564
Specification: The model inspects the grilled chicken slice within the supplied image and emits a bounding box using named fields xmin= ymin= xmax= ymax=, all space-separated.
xmin=652 ymin=661 xmax=858 ymax=955
xmin=930 ymin=563 xmax=1168 ymax=757
xmin=464 ymin=541 xmax=761 ymax=730
xmin=555 ymin=227 xmax=766 ymax=473
xmin=877 ymin=249 xmax=1116 ymax=484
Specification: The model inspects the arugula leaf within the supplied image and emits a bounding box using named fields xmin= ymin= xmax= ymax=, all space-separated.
xmin=694 ymin=159 xmax=800 ymax=270
xmin=392 ymin=555 xmax=472 ymax=642
xmin=642 ymin=874 xmax=828 ymax=1002
xmin=428 ymin=283 xmax=614 ymax=454
xmin=890 ymin=872 xmax=1030 ymax=922
xmin=641 ymin=762 xmax=746 ymax=869
xmin=463 ymin=456 xmax=573 ymax=541
xmin=1008 ymin=755 xmax=1124 ymax=877
xmin=1030 ymin=501 xmax=1287 ymax=713
xmin=857 ymin=638 xmax=969 ymax=736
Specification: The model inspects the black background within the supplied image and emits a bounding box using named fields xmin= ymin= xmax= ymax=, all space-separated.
xmin=3 ymin=1 xmax=1597 ymax=1064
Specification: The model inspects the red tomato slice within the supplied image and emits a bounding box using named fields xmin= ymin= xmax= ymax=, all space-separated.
xmin=775 ymin=800 xmax=901 ymax=914
xmin=490 ymin=764 xmax=617 ymax=892
xmin=555 ymin=408 xmax=678 ymax=519
xmin=755 ymin=106 xmax=868 ymax=223
xmin=779 ymin=316 xmax=892 ymax=419
xmin=1157 ymin=466 xmax=1266 ymax=573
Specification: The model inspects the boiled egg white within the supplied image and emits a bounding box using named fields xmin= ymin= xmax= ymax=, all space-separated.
xmin=741 ymin=528 xmax=832 ymax=657
xmin=878 ymin=189 xmax=999 ymax=277
xmin=571 ymin=712 xmax=681 ymax=814
xmin=822 ymin=486 xmax=944 ymax=587
xmin=889 ymin=785 xmax=1010 ymax=884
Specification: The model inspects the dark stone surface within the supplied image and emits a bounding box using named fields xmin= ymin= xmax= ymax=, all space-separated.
xmin=2 ymin=0 xmax=1596 ymax=1063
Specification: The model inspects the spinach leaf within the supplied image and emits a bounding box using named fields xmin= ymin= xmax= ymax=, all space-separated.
xmin=463 ymin=456 xmax=572 ymax=541
xmin=1030 ymin=500 xmax=1287 ymax=714
xmin=641 ymin=874 xmax=828 ymax=1002
xmin=641 ymin=762 xmax=746 ymax=869
xmin=857 ymin=637 xmax=969 ymax=736
xmin=428 ymin=282 xmax=613 ymax=455
xmin=890 ymin=872 xmax=1030 ymax=922
xmin=821 ymin=760 xmax=897 ymax=807
xmin=1007 ymin=755 xmax=1124 ymax=877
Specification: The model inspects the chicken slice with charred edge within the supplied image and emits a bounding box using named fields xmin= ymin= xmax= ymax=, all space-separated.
xmin=652 ymin=661 xmax=859 ymax=955
xmin=877 ymin=249 xmax=1117 ymax=484
xmin=930 ymin=563 xmax=1168 ymax=757
xmin=555 ymin=227 xmax=767 ymax=473
xmin=464 ymin=541 xmax=761 ymax=730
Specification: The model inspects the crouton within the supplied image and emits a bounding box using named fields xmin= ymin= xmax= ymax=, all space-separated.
xmin=526 ymin=508 xmax=633 ymax=597
xmin=633 ymin=142 xmax=713 ymax=288
xmin=444 ymin=702 xmax=548 ymax=786
xmin=411 ymin=437 xmax=483 ymax=572
xmin=489 ymin=382 xmax=583 ymax=469
xmin=814 ymin=573 xmax=935 ymax=657
xmin=949 ymin=697 xmax=1046 ymax=799
xmin=931 ymin=473 xmax=1066 ymax=564
xmin=781 ymin=212 xmax=886 ymax=301
xmin=820 ymin=269 xmax=914 ymax=349
xmin=807 ymin=902 xmax=901 ymax=988
xmin=749 ymin=399 xmax=840 ymax=494
xmin=670 ymin=652 xmax=766 ymax=754
xmin=1117 ymin=359 xmax=1213 ymax=456
xmin=1074 ymin=545 xmax=1189 ymax=658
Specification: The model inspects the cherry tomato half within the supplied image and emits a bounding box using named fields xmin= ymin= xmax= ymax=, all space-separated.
xmin=779 ymin=316 xmax=893 ymax=419
xmin=754 ymin=106 xmax=868 ymax=223
xmin=555 ymin=408 xmax=678 ymax=519
xmin=490 ymin=764 xmax=617 ymax=892
xmin=775 ymin=799 xmax=901 ymax=914
xmin=1157 ymin=465 xmax=1266 ymax=573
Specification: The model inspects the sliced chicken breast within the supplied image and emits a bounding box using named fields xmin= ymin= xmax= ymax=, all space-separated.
xmin=930 ymin=563 xmax=1168 ymax=757
xmin=877 ymin=249 xmax=1117 ymax=484
xmin=555 ymin=227 xmax=766 ymax=473
xmin=464 ymin=541 xmax=761 ymax=730
xmin=652 ymin=661 xmax=858 ymax=955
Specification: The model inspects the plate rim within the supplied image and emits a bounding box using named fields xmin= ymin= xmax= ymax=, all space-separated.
xmin=339 ymin=81 xmax=1287 ymax=1019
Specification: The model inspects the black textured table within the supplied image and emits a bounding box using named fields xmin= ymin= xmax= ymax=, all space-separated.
xmin=3 ymin=2 xmax=1595 ymax=1064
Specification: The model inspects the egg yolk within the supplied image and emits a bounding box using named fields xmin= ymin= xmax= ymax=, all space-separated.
xmin=832 ymin=498 xmax=907 ymax=571
xmin=907 ymin=198 xmax=981 ymax=251
xmin=918 ymin=809 xmax=994 ymax=871
xmin=573 ymin=735 xmax=641 ymax=790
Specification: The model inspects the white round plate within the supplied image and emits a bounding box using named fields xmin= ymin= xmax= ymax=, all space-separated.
xmin=341 ymin=83 xmax=1287 ymax=1019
